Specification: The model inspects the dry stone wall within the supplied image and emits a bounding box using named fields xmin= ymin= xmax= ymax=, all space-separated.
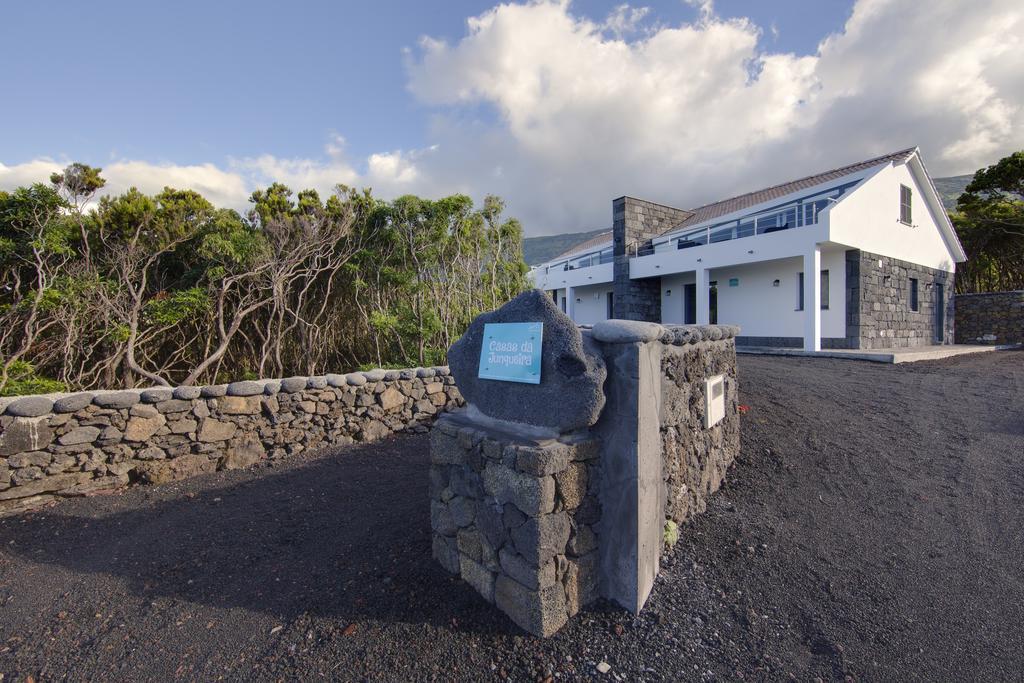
xmin=0 ymin=368 xmax=462 ymax=514
xmin=429 ymin=417 xmax=602 ymax=637
xmin=660 ymin=335 xmax=741 ymax=524
xmin=955 ymin=290 xmax=1024 ymax=345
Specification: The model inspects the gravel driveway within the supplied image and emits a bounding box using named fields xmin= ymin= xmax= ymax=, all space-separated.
xmin=1 ymin=350 xmax=1022 ymax=681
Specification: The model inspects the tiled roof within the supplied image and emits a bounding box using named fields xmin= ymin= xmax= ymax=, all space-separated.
xmin=552 ymin=230 xmax=613 ymax=260
xmin=667 ymin=147 xmax=918 ymax=232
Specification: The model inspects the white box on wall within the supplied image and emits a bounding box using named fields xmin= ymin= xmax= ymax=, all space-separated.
xmin=704 ymin=374 xmax=725 ymax=428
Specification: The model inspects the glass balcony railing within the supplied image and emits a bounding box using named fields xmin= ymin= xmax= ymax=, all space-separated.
xmin=636 ymin=179 xmax=861 ymax=257
xmin=542 ymin=246 xmax=614 ymax=274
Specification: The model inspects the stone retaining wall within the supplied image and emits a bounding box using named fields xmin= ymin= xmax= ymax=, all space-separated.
xmin=955 ymin=290 xmax=1024 ymax=345
xmin=0 ymin=368 xmax=462 ymax=514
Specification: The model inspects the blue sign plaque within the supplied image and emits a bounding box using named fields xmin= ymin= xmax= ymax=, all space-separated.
xmin=477 ymin=322 xmax=543 ymax=384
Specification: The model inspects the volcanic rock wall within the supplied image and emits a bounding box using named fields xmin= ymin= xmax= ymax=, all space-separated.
xmin=0 ymin=368 xmax=462 ymax=514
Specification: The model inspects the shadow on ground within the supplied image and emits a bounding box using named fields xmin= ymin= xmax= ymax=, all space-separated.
xmin=1 ymin=434 xmax=516 ymax=636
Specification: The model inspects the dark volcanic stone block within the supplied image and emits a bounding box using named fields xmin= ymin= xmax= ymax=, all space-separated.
xmin=447 ymin=289 xmax=606 ymax=432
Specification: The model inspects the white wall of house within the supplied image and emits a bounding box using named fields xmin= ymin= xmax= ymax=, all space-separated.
xmin=712 ymin=252 xmax=847 ymax=339
xmin=660 ymin=273 xmax=696 ymax=324
xmin=829 ymin=161 xmax=958 ymax=272
xmin=570 ymin=284 xmax=614 ymax=325
xmin=658 ymin=253 xmax=846 ymax=338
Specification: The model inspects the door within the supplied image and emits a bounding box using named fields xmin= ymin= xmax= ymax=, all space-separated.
xmin=935 ymin=283 xmax=945 ymax=343
xmin=709 ymin=281 xmax=718 ymax=324
xmin=683 ymin=284 xmax=696 ymax=324
xmin=606 ymin=292 xmax=614 ymax=320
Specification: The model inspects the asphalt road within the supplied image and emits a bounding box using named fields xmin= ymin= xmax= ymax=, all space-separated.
xmin=1 ymin=350 xmax=1021 ymax=681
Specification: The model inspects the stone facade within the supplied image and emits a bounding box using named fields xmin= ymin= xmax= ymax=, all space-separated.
xmin=429 ymin=416 xmax=601 ymax=637
xmin=845 ymin=249 xmax=955 ymax=349
xmin=0 ymin=368 xmax=462 ymax=514
xmin=955 ymin=290 xmax=1024 ymax=345
xmin=660 ymin=338 xmax=741 ymax=524
xmin=612 ymin=197 xmax=693 ymax=322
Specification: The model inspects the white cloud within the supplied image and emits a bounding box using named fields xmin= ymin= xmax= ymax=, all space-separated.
xmin=4 ymin=0 xmax=1023 ymax=236
xmin=602 ymin=4 xmax=651 ymax=38
xmin=0 ymin=156 xmax=253 ymax=212
xmin=402 ymin=0 xmax=1024 ymax=232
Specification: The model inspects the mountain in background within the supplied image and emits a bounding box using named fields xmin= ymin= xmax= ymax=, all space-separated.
xmin=932 ymin=174 xmax=971 ymax=210
xmin=521 ymin=228 xmax=609 ymax=265
xmin=521 ymin=175 xmax=974 ymax=265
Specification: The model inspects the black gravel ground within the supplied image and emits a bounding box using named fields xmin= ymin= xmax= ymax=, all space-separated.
xmin=1 ymin=350 xmax=1022 ymax=682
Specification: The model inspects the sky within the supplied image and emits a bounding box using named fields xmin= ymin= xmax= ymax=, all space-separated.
xmin=2 ymin=0 xmax=1022 ymax=235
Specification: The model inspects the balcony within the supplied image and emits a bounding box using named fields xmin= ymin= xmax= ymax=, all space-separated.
xmin=635 ymin=179 xmax=860 ymax=257
xmin=541 ymin=246 xmax=614 ymax=274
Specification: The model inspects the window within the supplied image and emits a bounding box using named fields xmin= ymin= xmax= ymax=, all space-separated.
xmin=606 ymin=291 xmax=614 ymax=319
xmin=910 ymin=278 xmax=919 ymax=311
xmin=797 ymin=271 xmax=830 ymax=310
xmin=821 ymin=270 xmax=830 ymax=310
xmin=900 ymin=184 xmax=913 ymax=224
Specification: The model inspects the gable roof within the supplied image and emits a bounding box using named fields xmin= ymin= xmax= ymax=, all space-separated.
xmin=667 ymin=147 xmax=918 ymax=231
xmin=551 ymin=230 xmax=613 ymax=261
xmin=539 ymin=146 xmax=966 ymax=266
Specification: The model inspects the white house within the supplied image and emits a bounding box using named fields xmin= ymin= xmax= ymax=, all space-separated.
xmin=529 ymin=148 xmax=967 ymax=351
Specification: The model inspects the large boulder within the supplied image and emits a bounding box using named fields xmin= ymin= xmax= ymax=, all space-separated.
xmin=447 ymin=289 xmax=606 ymax=432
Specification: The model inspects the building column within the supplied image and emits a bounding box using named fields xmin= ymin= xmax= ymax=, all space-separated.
xmin=804 ymin=246 xmax=821 ymax=352
xmin=696 ymin=268 xmax=710 ymax=325
xmin=566 ymin=286 xmax=576 ymax=321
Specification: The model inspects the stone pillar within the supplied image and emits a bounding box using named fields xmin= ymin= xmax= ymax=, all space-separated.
xmin=696 ymin=267 xmax=710 ymax=325
xmin=612 ymin=197 xmax=692 ymax=322
xmin=590 ymin=321 xmax=665 ymax=613
xmin=804 ymin=245 xmax=821 ymax=352
xmin=429 ymin=418 xmax=602 ymax=637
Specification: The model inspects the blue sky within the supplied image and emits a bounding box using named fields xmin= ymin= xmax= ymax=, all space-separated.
xmin=2 ymin=0 xmax=1022 ymax=233
xmin=2 ymin=0 xmax=853 ymax=165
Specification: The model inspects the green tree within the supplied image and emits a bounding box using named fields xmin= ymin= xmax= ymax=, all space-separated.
xmin=952 ymin=151 xmax=1024 ymax=293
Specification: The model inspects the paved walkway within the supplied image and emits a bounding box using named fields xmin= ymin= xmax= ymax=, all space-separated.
xmin=0 ymin=350 xmax=1022 ymax=681
xmin=737 ymin=342 xmax=1018 ymax=363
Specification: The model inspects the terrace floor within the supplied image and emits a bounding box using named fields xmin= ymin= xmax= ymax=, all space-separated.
xmin=1 ymin=351 xmax=1022 ymax=681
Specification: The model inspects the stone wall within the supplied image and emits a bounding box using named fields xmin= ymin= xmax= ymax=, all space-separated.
xmin=0 ymin=368 xmax=462 ymax=514
xmin=660 ymin=333 xmax=741 ymax=524
xmin=955 ymin=291 xmax=1024 ymax=345
xmin=429 ymin=417 xmax=601 ymax=637
xmin=612 ymin=197 xmax=693 ymax=322
xmin=846 ymin=249 xmax=955 ymax=349
xmin=430 ymin=287 xmax=742 ymax=636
